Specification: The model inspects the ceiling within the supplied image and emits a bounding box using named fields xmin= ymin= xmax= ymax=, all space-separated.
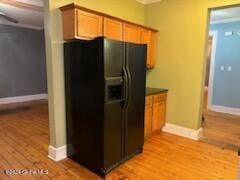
xmin=0 ymin=0 xmax=160 ymax=29
xmin=211 ymin=6 xmax=240 ymax=23
xmin=1 ymin=0 xmax=238 ymax=28
xmin=136 ymin=0 xmax=162 ymax=5
xmin=0 ymin=0 xmax=43 ymax=29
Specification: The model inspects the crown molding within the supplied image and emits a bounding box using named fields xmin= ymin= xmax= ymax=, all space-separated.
xmin=136 ymin=0 xmax=162 ymax=5
xmin=211 ymin=17 xmax=240 ymax=25
xmin=0 ymin=21 xmax=43 ymax=30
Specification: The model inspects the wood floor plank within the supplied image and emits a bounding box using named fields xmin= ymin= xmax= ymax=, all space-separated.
xmin=0 ymin=100 xmax=238 ymax=180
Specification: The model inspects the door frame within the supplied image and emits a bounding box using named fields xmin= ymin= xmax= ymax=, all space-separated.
xmin=207 ymin=31 xmax=218 ymax=110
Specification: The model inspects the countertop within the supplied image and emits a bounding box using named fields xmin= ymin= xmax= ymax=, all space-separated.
xmin=146 ymin=87 xmax=168 ymax=96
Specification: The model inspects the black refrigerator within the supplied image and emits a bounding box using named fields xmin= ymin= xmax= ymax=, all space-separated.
xmin=64 ymin=37 xmax=146 ymax=177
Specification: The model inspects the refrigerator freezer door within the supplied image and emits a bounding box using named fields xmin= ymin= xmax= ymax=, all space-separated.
xmin=104 ymin=39 xmax=124 ymax=77
xmin=105 ymin=77 xmax=124 ymax=104
xmin=125 ymin=43 xmax=146 ymax=156
xmin=103 ymin=39 xmax=125 ymax=170
xmin=104 ymin=103 xmax=123 ymax=169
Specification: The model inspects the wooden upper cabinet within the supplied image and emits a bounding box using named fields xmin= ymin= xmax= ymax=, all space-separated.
xmin=60 ymin=4 xmax=158 ymax=67
xmin=150 ymin=31 xmax=157 ymax=68
xmin=62 ymin=8 xmax=77 ymax=40
xmin=76 ymin=10 xmax=103 ymax=39
xmin=123 ymin=23 xmax=141 ymax=44
xmin=61 ymin=8 xmax=103 ymax=40
xmin=141 ymin=28 xmax=151 ymax=68
xmin=103 ymin=17 xmax=123 ymax=41
xmin=141 ymin=28 xmax=157 ymax=68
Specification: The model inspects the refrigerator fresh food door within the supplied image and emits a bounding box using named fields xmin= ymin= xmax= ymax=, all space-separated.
xmin=64 ymin=39 xmax=105 ymax=174
xmin=124 ymin=43 xmax=146 ymax=156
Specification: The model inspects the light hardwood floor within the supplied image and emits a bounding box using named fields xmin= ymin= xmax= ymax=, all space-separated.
xmin=0 ymin=100 xmax=238 ymax=179
xmin=201 ymin=89 xmax=240 ymax=150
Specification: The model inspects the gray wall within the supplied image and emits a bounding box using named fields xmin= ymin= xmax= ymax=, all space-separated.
xmin=0 ymin=25 xmax=47 ymax=98
xmin=210 ymin=22 xmax=240 ymax=108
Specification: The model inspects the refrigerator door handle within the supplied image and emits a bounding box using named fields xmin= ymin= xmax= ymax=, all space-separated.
xmin=122 ymin=68 xmax=129 ymax=106
xmin=126 ymin=67 xmax=132 ymax=104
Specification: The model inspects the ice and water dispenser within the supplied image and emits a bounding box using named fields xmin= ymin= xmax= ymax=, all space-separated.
xmin=105 ymin=77 xmax=124 ymax=104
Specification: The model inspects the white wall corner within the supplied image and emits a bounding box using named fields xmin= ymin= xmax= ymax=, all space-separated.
xmin=162 ymin=123 xmax=202 ymax=140
xmin=48 ymin=145 xmax=67 ymax=161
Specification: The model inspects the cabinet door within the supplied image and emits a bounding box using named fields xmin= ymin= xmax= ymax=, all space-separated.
xmin=152 ymin=101 xmax=166 ymax=132
xmin=141 ymin=29 xmax=157 ymax=68
xmin=123 ymin=23 xmax=141 ymax=44
xmin=141 ymin=28 xmax=151 ymax=68
xmin=144 ymin=105 xmax=152 ymax=137
xmin=104 ymin=17 xmax=123 ymax=41
xmin=62 ymin=9 xmax=76 ymax=40
xmin=76 ymin=9 xmax=103 ymax=39
xmin=149 ymin=31 xmax=157 ymax=68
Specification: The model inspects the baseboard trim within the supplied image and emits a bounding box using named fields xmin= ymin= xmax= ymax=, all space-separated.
xmin=209 ymin=105 xmax=240 ymax=116
xmin=162 ymin=123 xmax=202 ymax=140
xmin=0 ymin=94 xmax=48 ymax=105
xmin=48 ymin=145 xmax=67 ymax=161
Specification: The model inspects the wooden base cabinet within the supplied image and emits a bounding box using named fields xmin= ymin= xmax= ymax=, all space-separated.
xmin=144 ymin=96 xmax=153 ymax=137
xmin=144 ymin=92 xmax=167 ymax=137
xmin=152 ymin=101 xmax=165 ymax=131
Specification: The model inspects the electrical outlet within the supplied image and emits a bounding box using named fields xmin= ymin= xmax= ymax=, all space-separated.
xmin=228 ymin=66 xmax=232 ymax=71
xmin=220 ymin=66 xmax=225 ymax=71
xmin=225 ymin=31 xmax=233 ymax=36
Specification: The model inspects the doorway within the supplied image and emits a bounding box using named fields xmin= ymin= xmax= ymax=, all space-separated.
xmin=201 ymin=6 xmax=240 ymax=150
xmin=0 ymin=0 xmax=50 ymax=175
